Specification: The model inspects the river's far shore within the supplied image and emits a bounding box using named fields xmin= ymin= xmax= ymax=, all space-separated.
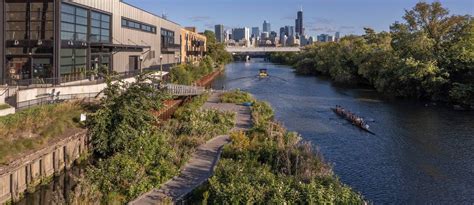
xmin=210 ymin=60 xmax=474 ymax=204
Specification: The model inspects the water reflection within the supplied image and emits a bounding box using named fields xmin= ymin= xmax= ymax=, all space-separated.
xmin=16 ymin=165 xmax=85 ymax=205
xmin=213 ymin=59 xmax=474 ymax=204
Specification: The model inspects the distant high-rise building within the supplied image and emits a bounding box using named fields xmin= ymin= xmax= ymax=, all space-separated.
xmin=335 ymin=32 xmax=341 ymax=41
xmin=215 ymin=24 xmax=225 ymax=43
xmin=317 ymin=34 xmax=335 ymax=42
xmin=295 ymin=8 xmax=304 ymax=36
xmin=279 ymin=27 xmax=285 ymax=37
xmin=284 ymin=26 xmax=295 ymax=37
xmin=252 ymin=27 xmax=260 ymax=38
xmin=232 ymin=27 xmax=250 ymax=43
xmin=263 ymin=20 xmax=271 ymax=32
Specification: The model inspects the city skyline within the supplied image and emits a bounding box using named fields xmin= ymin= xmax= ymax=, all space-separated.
xmin=125 ymin=0 xmax=473 ymax=36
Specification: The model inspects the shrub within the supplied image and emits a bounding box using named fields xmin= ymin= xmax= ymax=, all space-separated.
xmin=220 ymin=89 xmax=254 ymax=104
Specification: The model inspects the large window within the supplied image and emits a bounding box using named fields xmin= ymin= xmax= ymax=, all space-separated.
xmin=121 ymin=17 xmax=156 ymax=34
xmin=60 ymin=4 xmax=88 ymax=41
xmin=5 ymin=1 xmax=53 ymax=41
xmin=161 ymin=28 xmax=175 ymax=48
xmin=90 ymin=11 xmax=111 ymax=43
xmin=4 ymin=0 xmax=54 ymax=82
xmin=60 ymin=48 xmax=87 ymax=80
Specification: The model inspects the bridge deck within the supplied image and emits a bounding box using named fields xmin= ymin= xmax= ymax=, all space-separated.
xmin=226 ymin=46 xmax=301 ymax=53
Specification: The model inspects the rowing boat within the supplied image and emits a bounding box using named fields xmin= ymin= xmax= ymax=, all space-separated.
xmin=331 ymin=107 xmax=376 ymax=135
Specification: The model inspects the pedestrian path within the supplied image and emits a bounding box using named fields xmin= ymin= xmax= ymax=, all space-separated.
xmin=129 ymin=92 xmax=251 ymax=205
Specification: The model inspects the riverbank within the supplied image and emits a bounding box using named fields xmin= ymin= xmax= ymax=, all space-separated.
xmin=211 ymin=60 xmax=474 ymax=203
xmin=1 ymin=65 xmax=227 ymax=204
xmin=186 ymin=90 xmax=364 ymax=204
xmin=270 ymin=2 xmax=473 ymax=109
xmin=130 ymin=91 xmax=252 ymax=204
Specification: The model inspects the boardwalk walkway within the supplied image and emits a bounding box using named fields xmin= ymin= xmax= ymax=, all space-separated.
xmin=129 ymin=92 xmax=252 ymax=205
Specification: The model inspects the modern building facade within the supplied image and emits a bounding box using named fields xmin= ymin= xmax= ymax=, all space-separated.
xmin=181 ymin=27 xmax=206 ymax=64
xmin=251 ymin=27 xmax=260 ymax=38
xmin=295 ymin=9 xmax=303 ymax=36
xmin=317 ymin=34 xmax=335 ymax=42
xmin=214 ymin=24 xmax=224 ymax=43
xmin=262 ymin=20 xmax=270 ymax=33
xmin=1 ymin=0 xmax=183 ymax=85
xmin=231 ymin=27 xmax=250 ymax=43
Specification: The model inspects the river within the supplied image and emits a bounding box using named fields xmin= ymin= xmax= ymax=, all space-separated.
xmin=212 ymin=60 xmax=474 ymax=204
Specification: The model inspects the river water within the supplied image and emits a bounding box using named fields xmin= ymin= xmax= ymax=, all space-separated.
xmin=212 ymin=60 xmax=474 ymax=204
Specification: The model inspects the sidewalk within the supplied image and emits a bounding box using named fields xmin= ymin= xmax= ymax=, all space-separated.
xmin=129 ymin=92 xmax=251 ymax=204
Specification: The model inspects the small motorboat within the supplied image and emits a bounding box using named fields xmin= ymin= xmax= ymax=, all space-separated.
xmin=259 ymin=69 xmax=269 ymax=78
xmin=331 ymin=106 xmax=375 ymax=135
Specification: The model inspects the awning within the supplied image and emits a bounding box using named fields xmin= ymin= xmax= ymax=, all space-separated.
xmin=91 ymin=43 xmax=151 ymax=52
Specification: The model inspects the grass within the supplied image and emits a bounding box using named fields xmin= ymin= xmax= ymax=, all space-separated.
xmin=220 ymin=90 xmax=254 ymax=104
xmin=194 ymin=91 xmax=365 ymax=203
xmin=0 ymin=102 xmax=86 ymax=164
xmin=0 ymin=104 xmax=11 ymax=110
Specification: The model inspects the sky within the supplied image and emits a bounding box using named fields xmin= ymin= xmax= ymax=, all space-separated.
xmin=125 ymin=0 xmax=473 ymax=37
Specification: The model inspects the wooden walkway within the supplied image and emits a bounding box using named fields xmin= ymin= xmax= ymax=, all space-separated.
xmin=129 ymin=92 xmax=252 ymax=205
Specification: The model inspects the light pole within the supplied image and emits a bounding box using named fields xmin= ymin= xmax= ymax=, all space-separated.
xmin=159 ymin=55 xmax=163 ymax=73
xmin=139 ymin=56 xmax=144 ymax=73
xmin=159 ymin=55 xmax=164 ymax=83
xmin=175 ymin=54 xmax=180 ymax=66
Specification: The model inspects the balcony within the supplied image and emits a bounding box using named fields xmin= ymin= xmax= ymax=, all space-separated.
xmin=161 ymin=43 xmax=181 ymax=53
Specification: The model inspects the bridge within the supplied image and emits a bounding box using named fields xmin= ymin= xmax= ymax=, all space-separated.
xmin=226 ymin=47 xmax=300 ymax=58
xmin=226 ymin=47 xmax=301 ymax=54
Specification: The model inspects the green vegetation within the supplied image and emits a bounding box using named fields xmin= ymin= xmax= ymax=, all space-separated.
xmin=170 ymin=30 xmax=232 ymax=85
xmin=170 ymin=56 xmax=215 ymax=85
xmin=203 ymin=30 xmax=233 ymax=66
xmin=191 ymin=92 xmax=364 ymax=204
xmin=0 ymin=104 xmax=11 ymax=110
xmin=220 ymin=89 xmax=254 ymax=104
xmin=0 ymin=103 xmax=85 ymax=164
xmin=271 ymin=2 xmax=473 ymax=108
xmin=80 ymin=74 xmax=235 ymax=203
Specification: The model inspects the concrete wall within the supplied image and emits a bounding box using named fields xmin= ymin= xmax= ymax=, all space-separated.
xmin=16 ymin=77 xmax=135 ymax=104
xmin=0 ymin=106 xmax=15 ymax=117
xmin=0 ymin=131 xmax=88 ymax=204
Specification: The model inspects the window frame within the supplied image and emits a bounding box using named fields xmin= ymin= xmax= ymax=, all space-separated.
xmin=121 ymin=17 xmax=157 ymax=34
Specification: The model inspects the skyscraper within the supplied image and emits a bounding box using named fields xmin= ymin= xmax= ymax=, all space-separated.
xmin=295 ymin=8 xmax=304 ymax=36
xmin=263 ymin=20 xmax=271 ymax=33
xmin=335 ymin=32 xmax=341 ymax=42
xmin=252 ymin=27 xmax=260 ymax=38
xmin=232 ymin=27 xmax=250 ymax=43
xmin=215 ymin=24 xmax=225 ymax=43
xmin=285 ymin=26 xmax=295 ymax=37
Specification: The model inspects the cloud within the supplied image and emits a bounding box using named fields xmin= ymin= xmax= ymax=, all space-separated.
xmin=281 ymin=15 xmax=295 ymax=20
xmin=339 ymin=26 xmax=355 ymax=30
xmin=309 ymin=17 xmax=333 ymax=25
xmin=310 ymin=26 xmax=337 ymax=33
xmin=204 ymin=23 xmax=215 ymax=29
xmin=188 ymin=16 xmax=211 ymax=22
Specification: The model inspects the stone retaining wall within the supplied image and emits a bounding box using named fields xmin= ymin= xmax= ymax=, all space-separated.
xmin=0 ymin=131 xmax=88 ymax=204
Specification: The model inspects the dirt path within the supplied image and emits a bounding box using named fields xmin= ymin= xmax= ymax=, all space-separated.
xmin=129 ymin=92 xmax=251 ymax=204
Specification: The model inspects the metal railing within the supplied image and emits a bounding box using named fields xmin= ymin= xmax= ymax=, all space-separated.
xmin=4 ymin=70 xmax=144 ymax=90
xmin=17 ymin=92 xmax=101 ymax=110
xmin=164 ymin=84 xmax=206 ymax=96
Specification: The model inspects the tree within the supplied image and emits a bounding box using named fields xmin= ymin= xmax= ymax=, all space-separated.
xmin=88 ymin=73 xmax=168 ymax=157
xmin=203 ymin=30 xmax=232 ymax=65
